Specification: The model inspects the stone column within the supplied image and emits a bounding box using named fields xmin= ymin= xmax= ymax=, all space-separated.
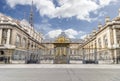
xmin=82 ymin=48 xmax=86 ymax=64
xmin=6 ymin=29 xmax=11 ymax=45
xmin=113 ymin=29 xmax=117 ymax=46
xmin=0 ymin=29 xmax=2 ymax=44
xmin=107 ymin=28 xmax=112 ymax=48
xmin=101 ymin=36 xmax=104 ymax=48
xmin=113 ymin=28 xmax=117 ymax=64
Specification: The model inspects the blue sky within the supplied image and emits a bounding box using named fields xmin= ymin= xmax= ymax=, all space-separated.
xmin=0 ymin=0 xmax=120 ymax=39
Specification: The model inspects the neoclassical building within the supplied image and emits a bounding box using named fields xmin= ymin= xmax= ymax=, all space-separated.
xmin=79 ymin=9 xmax=120 ymax=64
xmin=1 ymin=8 xmax=120 ymax=64
xmin=0 ymin=13 xmax=44 ymax=64
xmin=0 ymin=13 xmax=82 ymax=64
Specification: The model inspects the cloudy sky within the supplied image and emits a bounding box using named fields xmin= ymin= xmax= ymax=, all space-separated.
xmin=0 ymin=0 xmax=120 ymax=39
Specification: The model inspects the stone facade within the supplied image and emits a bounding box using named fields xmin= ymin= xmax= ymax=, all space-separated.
xmin=0 ymin=13 xmax=44 ymax=64
xmin=0 ymin=9 xmax=120 ymax=64
xmin=79 ymin=9 xmax=120 ymax=64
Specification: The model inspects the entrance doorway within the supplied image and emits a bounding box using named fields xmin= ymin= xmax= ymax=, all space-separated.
xmin=53 ymin=32 xmax=70 ymax=64
xmin=0 ymin=51 xmax=4 ymax=62
xmin=53 ymin=43 xmax=70 ymax=64
xmin=0 ymin=50 xmax=10 ymax=64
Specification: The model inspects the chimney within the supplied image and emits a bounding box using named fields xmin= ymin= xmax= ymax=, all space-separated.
xmin=98 ymin=22 xmax=102 ymax=30
xmin=92 ymin=29 xmax=96 ymax=35
xmin=105 ymin=16 xmax=110 ymax=23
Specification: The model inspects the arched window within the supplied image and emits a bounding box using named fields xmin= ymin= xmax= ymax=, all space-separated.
xmin=16 ymin=35 xmax=21 ymax=47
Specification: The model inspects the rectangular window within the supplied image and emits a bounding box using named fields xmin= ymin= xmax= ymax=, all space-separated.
xmin=22 ymin=38 xmax=26 ymax=48
xmin=99 ymin=53 xmax=103 ymax=60
xmin=2 ymin=29 xmax=8 ymax=44
xmin=98 ymin=38 xmax=102 ymax=48
xmin=16 ymin=34 xmax=21 ymax=48
xmin=103 ymin=35 xmax=108 ymax=48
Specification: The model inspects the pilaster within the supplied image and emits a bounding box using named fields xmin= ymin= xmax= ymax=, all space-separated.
xmin=0 ymin=29 xmax=2 ymax=44
xmin=6 ymin=29 xmax=11 ymax=44
xmin=113 ymin=28 xmax=117 ymax=64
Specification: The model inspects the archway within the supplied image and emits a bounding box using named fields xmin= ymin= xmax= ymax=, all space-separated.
xmin=53 ymin=32 xmax=70 ymax=64
xmin=0 ymin=51 xmax=5 ymax=62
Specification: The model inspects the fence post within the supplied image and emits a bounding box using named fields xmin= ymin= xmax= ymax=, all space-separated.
xmin=94 ymin=47 xmax=98 ymax=64
xmin=82 ymin=48 xmax=86 ymax=64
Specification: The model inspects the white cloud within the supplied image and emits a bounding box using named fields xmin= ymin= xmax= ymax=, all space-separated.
xmin=45 ymin=28 xmax=86 ymax=39
xmin=35 ymin=19 xmax=52 ymax=33
xmin=64 ymin=29 xmax=78 ymax=38
xmin=80 ymin=34 xmax=87 ymax=39
xmin=6 ymin=0 xmax=118 ymax=21
xmin=6 ymin=0 xmax=32 ymax=8
xmin=99 ymin=0 xmax=117 ymax=7
xmin=46 ymin=29 xmax=62 ymax=38
xmin=79 ymin=31 xmax=86 ymax=35
xmin=20 ymin=19 xmax=30 ymax=27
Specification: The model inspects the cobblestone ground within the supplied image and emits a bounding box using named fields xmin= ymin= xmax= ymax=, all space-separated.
xmin=0 ymin=64 xmax=120 ymax=81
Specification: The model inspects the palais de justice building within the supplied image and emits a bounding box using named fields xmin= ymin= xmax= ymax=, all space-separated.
xmin=0 ymin=9 xmax=120 ymax=64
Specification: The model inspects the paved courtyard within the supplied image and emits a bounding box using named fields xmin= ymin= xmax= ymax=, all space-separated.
xmin=0 ymin=64 xmax=120 ymax=81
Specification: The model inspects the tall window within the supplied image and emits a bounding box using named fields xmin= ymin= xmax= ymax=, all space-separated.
xmin=98 ymin=38 xmax=102 ymax=48
xmin=16 ymin=35 xmax=21 ymax=48
xmin=27 ymin=40 xmax=30 ymax=49
xmin=117 ymin=40 xmax=120 ymax=47
xmin=2 ymin=29 xmax=7 ymax=44
xmin=103 ymin=35 xmax=108 ymax=47
xmin=22 ymin=38 xmax=26 ymax=48
xmin=99 ymin=53 xmax=103 ymax=60
xmin=72 ymin=50 xmax=74 ymax=55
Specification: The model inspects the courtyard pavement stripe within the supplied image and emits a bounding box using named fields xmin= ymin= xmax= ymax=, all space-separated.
xmin=0 ymin=64 xmax=120 ymax=69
